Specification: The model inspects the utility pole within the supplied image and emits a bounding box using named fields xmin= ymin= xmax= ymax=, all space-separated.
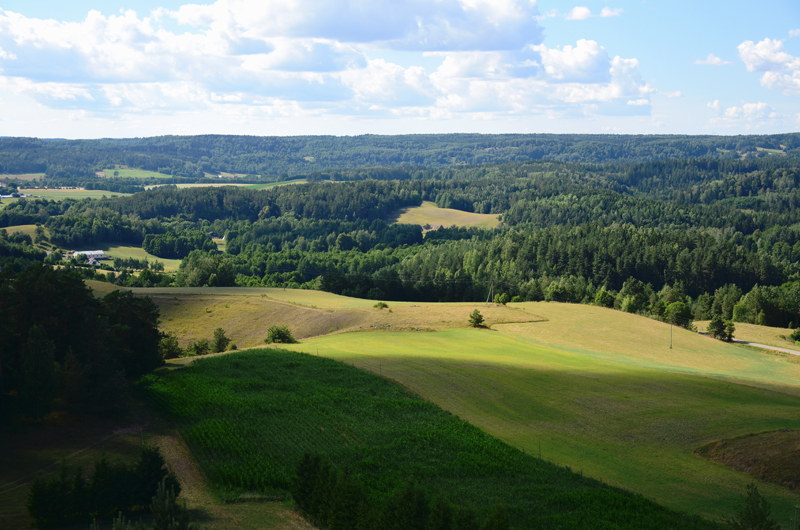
xmin=670 ymin=314 xmax=673 ymax=349
xmin=485 ymin=278 xmax=494 ymax=306
xmin=283 ymin=271 xmax=287 ymax=290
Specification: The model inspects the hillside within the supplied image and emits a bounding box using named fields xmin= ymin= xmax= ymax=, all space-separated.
xmin=137 ymin=287 xmax=800 ymax=523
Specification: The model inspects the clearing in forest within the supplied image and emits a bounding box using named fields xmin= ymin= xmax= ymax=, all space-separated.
xmin=390 ymin=200 xmax=501 ymax=230
xmin=19 ymin=189 xmax=132 ymax=201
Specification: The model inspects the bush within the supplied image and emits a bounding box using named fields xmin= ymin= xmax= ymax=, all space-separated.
xmin=265 ymin=325 xmax=296 ymax=344
xmin=493 ymin=293 xmax=510 ymax=305
xmin=469 ymin=309 xmax=484 ymax=328
xmin=158 ymin=333 xmax=183 ymax=360
xmin=791 ymin=328 xmax=800 ymax=342
xmin=184 ymin=339 xmax=209 ymax=357
xmin=723 ymin=482 xmax=780 ymax=530
xmin=374 ymin=301 xmax=389 ymax=309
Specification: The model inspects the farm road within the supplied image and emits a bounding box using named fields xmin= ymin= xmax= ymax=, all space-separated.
xmin=732 ymin=339 xmax=800 ymax=356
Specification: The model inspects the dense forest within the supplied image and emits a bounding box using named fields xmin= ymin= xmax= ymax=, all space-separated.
xmin=2 ymin=134 xmax=800 ymax=330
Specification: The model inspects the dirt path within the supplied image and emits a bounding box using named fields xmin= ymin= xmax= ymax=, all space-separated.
xmin=731 ymin=339 xmax=800 ymax=356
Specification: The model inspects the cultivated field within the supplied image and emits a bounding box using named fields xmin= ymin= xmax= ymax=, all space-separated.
xmin=19 ymin=189 xmax=132 ymax=201
xmin=390 ymin=200 xmax=501 ymax=230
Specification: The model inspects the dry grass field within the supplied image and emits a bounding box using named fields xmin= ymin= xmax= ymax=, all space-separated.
xmin=391 ymin=200 xmax=501 ymax=230
xmin=19 ymin=189 xmax=132 ymax=201
xmin=696 ymin=320 xmax=799 ymax=351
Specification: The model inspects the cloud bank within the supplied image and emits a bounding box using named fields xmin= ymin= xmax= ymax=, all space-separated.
xmin=0 ymin=0 xmax=652 ymax=124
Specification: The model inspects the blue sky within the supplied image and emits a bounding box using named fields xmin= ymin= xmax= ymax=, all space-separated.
xmin=0 ymin=0 xmax=797 ymax=138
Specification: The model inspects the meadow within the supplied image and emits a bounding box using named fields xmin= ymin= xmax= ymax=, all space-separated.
xmin=19 ymin=189 xmax=132 ymax=201
xmin=242 ymin=179 xmax=307 ymax=189
xmin=142 ymin=348 xmax=718 ymax=529
xmin=391 ymin=200 xmax=501 ymax=230
xmin=0 ymin=173 xmax=45 ymax=181
xmin=696 ymin=320 xmax=800 ymax=352
xmin=77 ymin=244 xmax=182 ymax=271
xmin=101 ymin=168 xmax=171 ymax=179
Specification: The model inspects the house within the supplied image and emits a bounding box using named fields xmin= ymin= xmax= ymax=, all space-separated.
xmin=208 ymin=231 xmax=219 ymax=238
xmin=87 ymin=258 xmax=100 ymax=266
xmin=73 ymin=250 xmax=106 ymax=260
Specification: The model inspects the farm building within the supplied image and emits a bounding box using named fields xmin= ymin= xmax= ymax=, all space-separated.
xmin=73 ymin=250 xmax=106 ymax=260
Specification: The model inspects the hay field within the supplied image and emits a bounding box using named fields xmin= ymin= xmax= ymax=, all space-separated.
xmin=19 ymin=189 xmax=132 ymax=201
xmin=142 ymin=289 xmax=543 ymax=347
xmin=282 ymin=328 xmax=800 ymax=523
xmin=392 ymin=200 xmax=501 ymax=229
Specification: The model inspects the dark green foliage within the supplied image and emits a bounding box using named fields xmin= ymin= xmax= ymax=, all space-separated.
xmin=594 ymin=287 xmax=616 ymax=308
xmin=791 ymin=328 xmax=800 ymax=342
xmin=374 ymin=301 xmax=389 ymax=309
xmin=210 ymin=328 xmax=231 ymax=353
xmin=665 ymin=301 xmax=694 ymax=329
xmin=184 ymin=339 xmax=209 ymax=357
xmin=150 ymin=479 xmax=194 ymax=530
xmin=26 ymin=447 xmax=179 ymax=528
xmin=707 ymin=315 xmax=728 ymax=340
xmin=469 ymin=309 xmax=484 ymax=328
xmin=176 ymin=250 xmax=235 ymax=287
xmin=159 ymin=333 xmax=183 ymax=360
xmin=0 ymin=263 xmax=164 ymax=418
xmin=265 ymin=325 xmax=296 ymax=344
xmin=140 ymin=349 xmax=720 ymax=529
xmin=723 ymin=483 xmax=780 ymax=530
xmin=493 ymin=293 xmax=509 ymax=305
xmin=143 ymin=230 xmax=216 ymax=260
xmin=20 ymin=325 xmax=56 ymax=419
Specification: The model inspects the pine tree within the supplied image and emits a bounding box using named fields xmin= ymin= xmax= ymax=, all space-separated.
xmin=20 ymin=325 xmax=56 ymax=419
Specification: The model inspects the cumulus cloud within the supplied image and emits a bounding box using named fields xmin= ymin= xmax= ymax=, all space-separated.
xmin=707 ymin=100 xmax=720 ymax=111
xmin=565 ymin=7 xmax=592 ymax=20
xmin=738 ymin=38 xmax=800 ymax=97
xmin=0 ymin=1 xmax=652 ymax=122
xmin=723 ymin=102 xmax=776 ymax=119
xmin=694 ymin=53 xmax=731 ymax=66
xmin=600 ymin=7 xmax=623 ymax=17
xmin=737 ymin=38 xmax=800 ymax=72
xmin=790 ymin=29 xmax=800 ymax=38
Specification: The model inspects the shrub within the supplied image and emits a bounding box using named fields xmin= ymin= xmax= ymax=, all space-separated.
xmin=791 ymin=328 xmax=800 ymax=342
xmin=265 ymin=325 xmax=296 ymax=344
xmin=723 ymin=482 xmax=780 ymax=530
xmin=493 ymin=293 xmax=510 ymax=305
xmin=469 ymin=309 xmax=484 ymax=328
xmin=158 ymin=333 xmax=183 ymax=360
xmin=184 ymin=339 xmax=209 ymax=357
xmin=374 ymin=301 xmax=389 ymax=309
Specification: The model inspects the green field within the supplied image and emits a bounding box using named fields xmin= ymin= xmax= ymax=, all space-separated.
xmin=142 ymin=349 xmax=718 ymax=529
xmin=77 ymin=244 xmax=182 ymax=271
xmin=19 ymin=189 xmax=132 ymax=201
xmin=0 ymin=173 xmax=45 ymax=181
xmin=242 ymin=179 xmax=307 ymax=189
xmin=392 ymin=200 xmax=501 ymax=230
xmin=282 ymin=327 xmax=800 ymax=523
xmin=0 ymin=197 xmax=18 ymax=210
xmin=101 ymin=168 xmax=171 ymax=179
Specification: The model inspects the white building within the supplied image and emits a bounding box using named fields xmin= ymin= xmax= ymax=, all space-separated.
xmin=73 ymin=250 xmax=106 ymax=260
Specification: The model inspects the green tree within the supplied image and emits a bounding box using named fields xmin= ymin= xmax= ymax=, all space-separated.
xmin=493 ymin=293 xmax=510 ymax=305
xmin=468 ymin=309 xmax=484 ymax=328
xmin=724 ymin=482 xmax=780 ymax=530
xmin=725 ymin=320 xmax=736 ymax=341
xmin=265 ymin=325 xmax=296 ymax=344
xmin=594 ymin=287 xmax=615 ymax=308
xmin=210 ymin=328 xmax=231 ymax=353
xmin=158 ymin=332 xmax=183 ymax=360
xmin=20 ymin=325 xmax=56 ymax=419
xmin=665 ymin=301 xmax=694 ymax=329
xmin=707 ymin=315 xmax=727 ymax=340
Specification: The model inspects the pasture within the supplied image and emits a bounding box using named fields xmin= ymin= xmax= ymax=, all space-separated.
xmin=101 ymin=168 xmax=170 ymax=179
xmin=19 ymin=189 xmax=132 ymax=201
xmin=0 ymin=197 xmax=18 ymax=210
xmin=0 ymin=173 xmax=45 ymax=181
xmin=696 ymin=319 xmax=799 ymax=352
xmin=77 ymin=244 xmax=182 ymax=271
xmin=242 ymin=179 xmax=307 ymax=189
xmin=390 ymin=200 xmax=501 ymax=230
xmin=3 ymin=224 xmax=40 ymax=239
xmin=142 ymin=348 xmax=718 ymax=529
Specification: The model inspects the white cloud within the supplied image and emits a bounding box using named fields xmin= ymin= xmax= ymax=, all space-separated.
xmin=663 ymin=91 xmax=682 ymax=98
xmin=761 ymin=70 xmax=800 ymax=96
xmin=564 ymin=7 xmax=592 ymax=20
xmin=693 ymin=53 xmax=731 ymax=66
xmin=737 ymin=38 xmax=800 ymax=72
xmin=627 ymin=99 xmax=648 ymax=106
xmin=790 ymin=29 xmax=800 ymax=38
xmin=707 ymin=100 xmax=720 ymax=111
xmin=600 ymin=7 xmax=623 ymax=17
xmin=532 ymin=39 xmax=610 ymax=82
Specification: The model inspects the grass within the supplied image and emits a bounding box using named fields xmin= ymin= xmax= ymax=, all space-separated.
xmin=696 ymin=430 xmax=800 ymax=491
xmin=280 ymin=328 xmax=800 ymax=523
xmin=390 ymin=200 xmax=501 ymax=230
xmin=3 ymin=224 xmax=39 ymax=239
xmin=19 ymin=189 xmax=132 ymax=201
xmin=145 ymin=183 xmax=252 ymax=190
xmin=137 ymin=288 xmax=543 ymax=347
xmin=0 ymin=173 xmax=45 ymax=181
xmin=102 ymin=168 xmax=172 ymax=179
xmin=141 ymin=349 xmax=719 ymax=529
xmin=242 ymin=179 xmax=307 ymax=190
xmin=0 ymin=198 xmax=19 ymax=210
xmin=76 ymin=244 xmax=182 ymax=271
xmin=696 ymin=320 xmax=800 ymax=351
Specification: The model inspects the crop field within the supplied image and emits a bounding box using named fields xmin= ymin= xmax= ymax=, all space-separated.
xmin=281 ymin=327 xmax=800 ymax=523
xmin=391 ymin=200 xmax=501 ymax=229
xmin=19 ymin=189 xmax=132 ymax=201
xmin=142 ymin=348 xmax=717 ymax=529
xmin=139 ymin=288 xmax=543 ymax=347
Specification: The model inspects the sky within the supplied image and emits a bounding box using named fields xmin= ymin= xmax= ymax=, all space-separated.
xmin=0 ymin=0 xmax=798 ymax=138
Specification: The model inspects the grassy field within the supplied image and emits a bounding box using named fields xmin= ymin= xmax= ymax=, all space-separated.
xmin=282 ymin=327 xmax=800 ymax=524
xmin=76 ymin=244 xmax=182 ymax=271
xmin=102 ymin=168 xmax=171 ymax=179
xmin=391 ymin=200 xmax=501 ymax=230
xmin=0 ymin=173 xmax=45 ymax=181
xmin=145 ymin=183 xmax=253 ymax=190
xmin=137 ymin=287 xmax=543 ymax=347
xmin=3 ymin=224 xmax=39 ymax=239
xmin=142 ymin=349 xmax=718 ymax=529
xmin=696 ymin=320 xmax=799 ymax=351
xmin=19 ymin=189 xmax=132 ymax=201
xmin=0 ymin=197 xmax=18 ymax=210
xmin=242 ymin=179 xmax=307 ymax=189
